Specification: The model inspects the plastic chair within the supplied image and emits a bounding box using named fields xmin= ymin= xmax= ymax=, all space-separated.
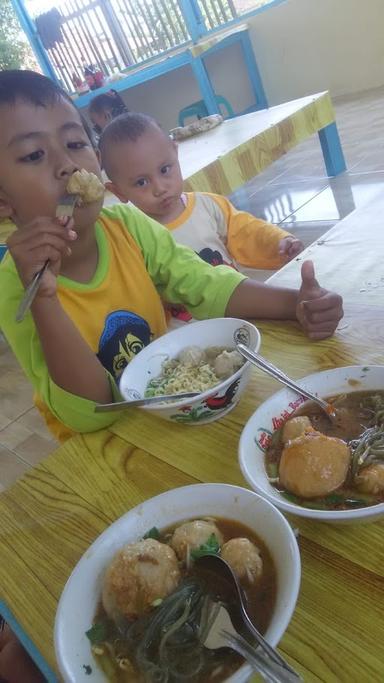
xmin=178 ymin=95 xmax=234 ymax=127
xmin=0 ymin=245 xmax=7 ymax=261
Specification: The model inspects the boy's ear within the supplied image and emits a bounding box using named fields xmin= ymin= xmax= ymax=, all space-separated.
xmin=105 ymin=181 xmax=129 ymax=203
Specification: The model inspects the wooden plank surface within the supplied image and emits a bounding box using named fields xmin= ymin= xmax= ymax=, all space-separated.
xmin=180 ymin=92 xmax=335 ymax=194
xmin=1 ymin=192 xmax=384 ymax=681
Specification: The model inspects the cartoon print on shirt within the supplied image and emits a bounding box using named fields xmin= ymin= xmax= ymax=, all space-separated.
xmin=198 ymin=247 xmax=233 ymax=268
xmin=97 ymin=310 xmax=153 ymax=379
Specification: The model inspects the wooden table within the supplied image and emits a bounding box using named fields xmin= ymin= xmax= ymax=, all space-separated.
xmin=1 ymin=194 xmax=384 ymax=682
xmin=179 ymin=91 xmax=346 ymax=195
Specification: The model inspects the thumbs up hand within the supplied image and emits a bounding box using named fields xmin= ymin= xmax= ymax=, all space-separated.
xmin=296 ymin=261 xmax=343 ymax=340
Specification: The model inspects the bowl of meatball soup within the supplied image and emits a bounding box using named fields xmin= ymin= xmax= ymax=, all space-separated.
xmin=119 ymin=318 xmax=260 ymax=424
xmin=239 ymin=365 xmax=384 ymax=523
xmin=54 ymin=483 xmax=300 ymax=683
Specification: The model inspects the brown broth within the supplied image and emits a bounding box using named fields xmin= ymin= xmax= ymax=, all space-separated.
xmin=265 ymin=390 xmax=384 ymax=510
xmin=90 ymin=517 xmax=276 ymax=682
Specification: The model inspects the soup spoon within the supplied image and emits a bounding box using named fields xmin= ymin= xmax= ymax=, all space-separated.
xmin=236 ymin=343 xmax=337 ymax=421
xmin=95 ymin=391 xmax=199 ymax=412
xmin=194 ymin=554 xmax=302 ymax=681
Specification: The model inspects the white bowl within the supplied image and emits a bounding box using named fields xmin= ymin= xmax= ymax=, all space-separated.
xmin=119 ymin=318 xmax=260 ymax=424
xmin=54 ymin=483 xmax=301 ymax=683
xmin=239 ymin=365 xmax=384 ymax=524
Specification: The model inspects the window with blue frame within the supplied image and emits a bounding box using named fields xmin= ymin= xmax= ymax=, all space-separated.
xmin=17 ymin=0 xmax=283 ymax=92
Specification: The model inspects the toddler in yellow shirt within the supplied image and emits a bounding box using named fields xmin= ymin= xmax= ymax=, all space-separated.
xmin=100 ymin=112 xmax=304 ymax=272
xmin=100 ymin=113 xmax=304 ymax=321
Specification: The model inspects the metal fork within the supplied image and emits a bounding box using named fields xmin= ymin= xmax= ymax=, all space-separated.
xmin=15 ymin=194 xmax=78 ymax=323
xmin=202 ymin=601 xmax=302 ymax=683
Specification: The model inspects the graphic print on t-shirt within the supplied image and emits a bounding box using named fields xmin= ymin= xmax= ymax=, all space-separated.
xmin=198 ymin=247 xmax=232 ymax=268
xmin=97 ymin=310 xmax=153 ymax=379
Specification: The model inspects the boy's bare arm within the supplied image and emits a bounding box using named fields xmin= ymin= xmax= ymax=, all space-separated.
xmin=31 ymin=296 xmax=113 ymax=403
xmin=8 ymin=217 xmax=112 ymax=403
xmin=226 ymin=261 xmax=343 ymax=341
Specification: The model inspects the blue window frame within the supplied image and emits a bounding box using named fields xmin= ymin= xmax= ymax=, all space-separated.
xmin=12 ymin=0 xmax=285 ymax=92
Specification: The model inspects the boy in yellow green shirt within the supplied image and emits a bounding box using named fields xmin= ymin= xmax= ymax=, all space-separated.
xmin=0 ymin=70 xmax=342 ymax=445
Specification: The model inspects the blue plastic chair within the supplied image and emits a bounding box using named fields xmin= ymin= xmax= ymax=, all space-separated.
xmin=178 ymin=95 xmax=234 ymax=127
xmin=0 ymin=245 xmax=7 ymax=261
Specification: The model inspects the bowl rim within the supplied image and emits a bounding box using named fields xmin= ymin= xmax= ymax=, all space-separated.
xmin=119 ymin=318 xmax=261 ymax=411
xmin=54 ymin=483 xmax=301 ymax=683
xmin=239 ymin=364 xmax=384 ymax=521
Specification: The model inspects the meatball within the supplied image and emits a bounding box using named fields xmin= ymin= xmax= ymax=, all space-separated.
xmin=102 ymin=538 xmax=180 ymax=622
xmin=355 ymin=463 xmax=384 ymax=495
xmin=213 ymin=350 xmax=243 ymax=379
xmin=178 ymin=346 xmax=206 ymax=367
xmin=279 ymin=431 xmax=350 ymax=498
xmin=66 ymin=169 xmax=104 ymax=203
xmin=282 ymin=416 xmax=313 ymax=445
xmin=170 ymin=520 xmax=223 ymax=562
xmin=221 ymin=538 xmax=263 ymax=583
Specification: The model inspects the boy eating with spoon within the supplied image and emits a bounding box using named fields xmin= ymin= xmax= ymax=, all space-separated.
xmin=0 ymin=70 xmax=343 ymax=445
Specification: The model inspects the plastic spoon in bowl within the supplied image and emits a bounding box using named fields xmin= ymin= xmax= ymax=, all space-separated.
xmin=95 ymin=391 xmax=199 ymax=412
xmin=236 ymin=343 xmax=337 ymax=421
xmin=194 ymin=554 xmax=302 ymax=681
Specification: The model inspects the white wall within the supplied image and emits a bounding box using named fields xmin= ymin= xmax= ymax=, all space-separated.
xmin=116 ymin=42 xmax=254 ymax=130
xmin=248 ymin=0 xmax=384 ymax=104
xmin=85 ymin=0 xmax=384 ymax=129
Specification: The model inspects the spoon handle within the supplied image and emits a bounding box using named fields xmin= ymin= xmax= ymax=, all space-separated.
xmin=239 ymin=601 xmax=300 ymax=678
xmin=222 ymin=630 xmax=302 ymax=683
xmin=95 ymin=391 xmax=199 ymax=412
xmin=236 ymin=344 xmax=333 ymax=415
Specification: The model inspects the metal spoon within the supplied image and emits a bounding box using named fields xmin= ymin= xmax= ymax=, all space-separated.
xmin=194 ymin=554 xmax=302 ymax=681
xmin=203 ymin=600 xmax=299 ymax=683
xmin=95 ymin=391 xmax=199 ymax=412
xmin=236 ymin=343 xmax=337 ymax=420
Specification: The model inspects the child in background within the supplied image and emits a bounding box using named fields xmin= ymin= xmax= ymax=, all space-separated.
xmin=89 ymin=89 xmax=128 ymax=137
xmin=0 ymin=70 xmax=342 ymax=446
xmin=100 ymin=113 xmax=304 ymax=274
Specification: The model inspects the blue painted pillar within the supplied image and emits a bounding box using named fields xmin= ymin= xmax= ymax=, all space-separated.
xmin=190 ymin=57 xmax=219 ymax=115
xmin=318 ymin=122 xmax=347 ymax=177
xmin=239 ymin=30 xmax=268 ymax=110
xmin=179 ymin=0 xmax=206 ymax=42
xmin=11 ymin=0 xmax=58 ymax=82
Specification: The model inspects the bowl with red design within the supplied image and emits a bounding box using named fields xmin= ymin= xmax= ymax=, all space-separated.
xmin=239 ymin=365 xmax=384 ymax=523
xmin=119 ymin=318 xmax=260 ymax=424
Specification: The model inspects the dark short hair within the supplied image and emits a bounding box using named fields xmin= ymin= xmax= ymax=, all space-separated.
xmin=0 ymin=69 xmax=96 ymax=148
xmin=99 ymin=112 xmax=163 ymax=176
xmin=0 ymin=69 xmax=71 ymax=108
xmin=89 ymin=90 xmax=128 ymax=117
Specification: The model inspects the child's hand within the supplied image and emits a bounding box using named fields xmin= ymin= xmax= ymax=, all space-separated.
xmin=296 ymin=260 xmax=343 ymax=340
xmin=7 ymin=217 xmax=77 ymax=299
xmin=279 ymin=236 xmax=304 ymax=262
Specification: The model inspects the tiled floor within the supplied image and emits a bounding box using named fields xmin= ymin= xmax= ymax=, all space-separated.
xmin=1 ymin=86 xmax=384 ymax=489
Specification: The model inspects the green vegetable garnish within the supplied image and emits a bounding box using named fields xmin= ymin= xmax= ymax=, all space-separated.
xmin=83 ymin=664 xmax=92 ymax=675
xmin=190 ymin=533 xmax=220 ymax=560
xmin=85 ymin=622 xmax=109 ymax=645
xmin=143 ymin=526 xmax=160 ymax=540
